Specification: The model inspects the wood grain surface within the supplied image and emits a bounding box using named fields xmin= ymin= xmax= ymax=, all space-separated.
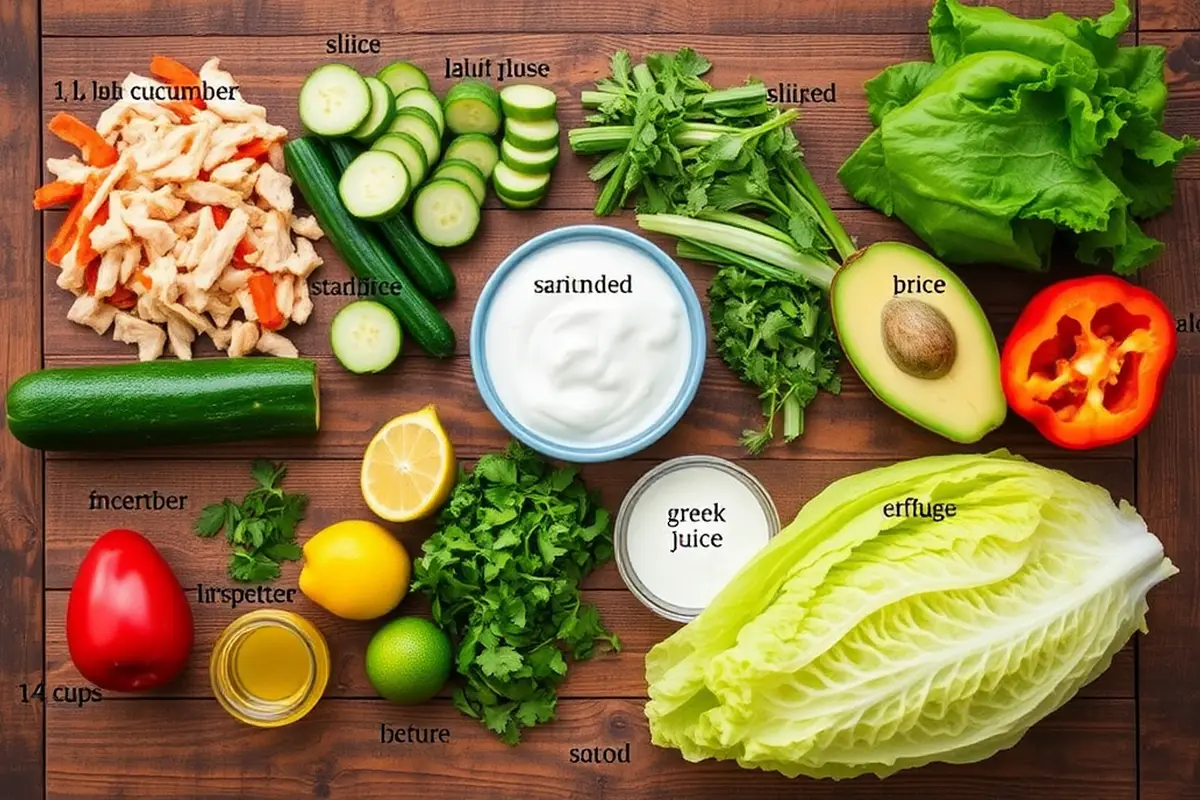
xmin=2 ymin=0 xmax=1198 ymax=798
xmin=0 ymin=1 xmax=44 ymax=798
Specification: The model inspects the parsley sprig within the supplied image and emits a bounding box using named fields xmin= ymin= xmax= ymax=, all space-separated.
xmin=412 ymin=442 xmax=619 ymax=745
xmin=193 ymin=460 xmax=308 ymax=583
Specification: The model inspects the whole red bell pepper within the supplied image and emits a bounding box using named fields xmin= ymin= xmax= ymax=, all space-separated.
xmin=1001 ymin=275 xmax=1176 ymax=450
xmin=66 ymin=529 xmax=194 ymax=692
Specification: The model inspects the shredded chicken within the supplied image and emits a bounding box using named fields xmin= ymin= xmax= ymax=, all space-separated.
xmin=46 ymin=58 xmax=323 ymax=360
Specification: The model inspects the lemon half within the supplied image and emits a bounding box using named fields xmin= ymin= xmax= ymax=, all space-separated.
xmin=360 ymin=405 xmax=456 ymax=523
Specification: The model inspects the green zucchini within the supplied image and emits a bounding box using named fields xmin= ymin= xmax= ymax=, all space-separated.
xmin=285 ymin=137 xmax=455 ymax=357
xmin=328 ymin=139 xmax=457 ymax=300
xmin=5 ymin=359 xmax=319 ymax=451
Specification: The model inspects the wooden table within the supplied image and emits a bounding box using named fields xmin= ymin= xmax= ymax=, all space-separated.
xmin=2 ymin=0 xmax=1198 ymax=797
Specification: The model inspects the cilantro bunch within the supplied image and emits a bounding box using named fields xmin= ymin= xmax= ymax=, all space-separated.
xmin=412 ymin=442 xmax=619 ymax=744
xmin=710 ymin=267 xmax=842 ymax=453
xmin=193 ymin=460 xmax=307 ymax=582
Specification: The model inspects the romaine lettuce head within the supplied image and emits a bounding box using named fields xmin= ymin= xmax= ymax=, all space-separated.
xmin=645 ymin=451 xmax=1175 ymax=779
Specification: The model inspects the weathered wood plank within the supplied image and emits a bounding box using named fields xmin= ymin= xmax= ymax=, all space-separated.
xmin=40 ymin=0 xmax=1122 ymax=37
xmin=1154 ymin=32 xmax=1200 ymax=187
xmin=38 ymin=209 xmax=1103 ymax=360
xmin=42 ymin=456 xmax=1134 ymax=592
xmin=44 ymin=697 xmax=1136 ymax=799
xmin=1137 ymin=175 xmax=1200 ymax=799
xmin=42 ymin=589 xmax=1135 ymax=701
xmin=0 ymin=0 xmax=45 ymax=796
xmin=36 ymin=351 xmax=1135 ymax=462
xmin=1143 ymin=1 xmax=1200 ymax=31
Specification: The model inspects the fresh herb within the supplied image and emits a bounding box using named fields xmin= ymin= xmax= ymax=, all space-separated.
xmin=411 ymin=441 xmax=619 ymax=745
xmin=570 ymin=48 xmax=854 ymax=452
xmin=709 ymin=267 xmax=842 ymax=453
xmin=193 ymin=460 xmax=308 ymax=583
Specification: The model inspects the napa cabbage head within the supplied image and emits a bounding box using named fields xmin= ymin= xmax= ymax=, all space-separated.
xmin=644 ymin=451 xmax=1175 ymax=779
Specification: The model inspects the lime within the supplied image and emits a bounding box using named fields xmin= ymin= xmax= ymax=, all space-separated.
xmin=365 ymin=617 xmax=452 ymax=704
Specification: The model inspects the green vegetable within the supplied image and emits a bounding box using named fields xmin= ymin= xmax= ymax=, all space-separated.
xmin=412 ymin=442 xmax=619 ymax=745
xmin=709 ymin=267 xmax=841 ymax=453
xmin=839 ymin=0 xmax=1196 ymax=274
xmin=646 ymin=451 xmax=1176 ymax=778
xmin=194 ymin=460 xmax=309 ymax=584
xmin=4 ymin=359 xmax=319 ymax=451
xmin=571 ymin=48 xmax=854 ymax=452
xmin=284 ymin=137 xmax=456 ymax=357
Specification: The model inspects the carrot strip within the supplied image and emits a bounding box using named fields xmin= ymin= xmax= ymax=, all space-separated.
xmin=234 ymin=138 xmax=272 ymax=162
xmin=74 ymin=203 xmax=110 ymax=268
xmin=48 ymin=113 xmax=118 ymax=168
xmin=83 ymin=260 xmax=100 ymax=295
xmin=149 ymin=55 xmax=206 ymax=109
xmin=248 ymin=270 xmax=284 ymax=331
xmin=160 ymin=101 xmax=196 ymax=122
xmin=33 ymin=180 xmax=84 ymax=210
xmin=47 ymin=200 xmax=85 ymax=266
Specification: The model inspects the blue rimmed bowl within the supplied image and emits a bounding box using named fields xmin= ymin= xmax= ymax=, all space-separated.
xmin=469 ymin=225 xmax=706 ymax=463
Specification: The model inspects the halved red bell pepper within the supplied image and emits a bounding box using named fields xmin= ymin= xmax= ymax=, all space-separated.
xmin=1001 ymin=275 xmax=1176 ymax=450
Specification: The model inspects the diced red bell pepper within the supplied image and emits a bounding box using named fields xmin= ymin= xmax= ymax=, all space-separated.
xmin=248 ymin=270 xmax=284 ymax=331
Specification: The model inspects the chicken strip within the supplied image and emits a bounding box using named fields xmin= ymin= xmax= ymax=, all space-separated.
xmin=199 ymin=59 xmax=268 ymax=122
xmin=67 ymin=295 xmax=118 ymax=335
xmin=256 ymin=330 xmax=299 ymax=358
xmin=113 ymin=311 xmax=167 ymax=361
xmin=193 ymin=207 xmax=248 ymax=290
xmin=228 ymin=320 xmax=260 ymax=357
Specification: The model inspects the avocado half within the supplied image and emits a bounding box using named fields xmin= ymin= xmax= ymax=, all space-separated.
xmin=831 ymin=242 xmax=1006 ymax=444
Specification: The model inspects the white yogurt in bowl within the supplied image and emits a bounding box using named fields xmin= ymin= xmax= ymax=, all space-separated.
xmin=471 ymin=226 xmax=705 ymax=462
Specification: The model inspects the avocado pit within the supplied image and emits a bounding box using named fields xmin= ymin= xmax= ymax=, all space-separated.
xmin=881 ymin=297 xmax=957 ymax=379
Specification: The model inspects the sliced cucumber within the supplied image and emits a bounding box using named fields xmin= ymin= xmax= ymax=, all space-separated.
xmin=492 ymin=161 xmax=551 ymax=202
xmin=443 ymin=134 xmax=500 ymax=179
xmin=500 ymin=139 xmax=559 ymax=175
xmin=433 ymin=159 xmax=487 ymax=205
xmin=350 ymin=76 xmax=397 ymax=143
xmin=504 ymin=117 xmax=559 ymax=150
xmin=395 ymin=88 xmax=445 ymax=136
xmin=371 ymin=132 xmax=428 ymax=186
xmin=330 ymin=299 xmax=403 ymax=374
xmin=412 ymin=179 xmax=481 ymax=247
xmin=298 ymin=64 xmax=371 ymax=137
xmin=494 ymin=187 xmax=545 ymax=209
xmin=338 ymin=150 xmax=410 ymax=220
xmin=499 ymin=84 xmax=557 ymax=123
xmin=387 ymin=108 xmax=441 ymax=165
xmin=443 ymin=80 xmax=502 ymax=136
xmin=376 ymin=61 xmax=430 ymax=97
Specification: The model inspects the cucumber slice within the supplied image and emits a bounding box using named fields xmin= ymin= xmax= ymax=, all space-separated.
xmin=338 ymin=150 xmax=410 ymax=220
xmin=395 ymin=88 xmax=445 ymax=136
xmin=443 ymin=80 xmax=502 ymax=136
xmin=494 ymin=187 xmax=545 ymax=209
xmin=504 ymin=117 xmax=559 ymax=150
xmin=443 ymin=134 xmax=500 ymax=179
xmin=331 ymin=299 xmax=403 ymax=374
xmin=350 ymin=76 xmax=397 ymax=143
xmin=412 ymin=179 xmax=481 ymax=247
xmin=376 ymin=61 xmax=430 ymax=97
xmin=500 ymin=139 xmax=559 ymax=175
xmin=433 ymin=159 xmax=487 ymax=205
xmin=371 ymin=132 xmax=428 ymax=186
xmin=499 ymin=84 xmax=557 ymax=123
xmin=387 ymin=108 xmax=441 ymax=165
xmin=298 ymin=64 xmax=371 ymax=137
xmin=492 ymin=161 xmax=550 ymax=202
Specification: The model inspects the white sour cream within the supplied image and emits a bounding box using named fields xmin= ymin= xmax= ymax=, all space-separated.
xmin=483 ymin=238 xmax=692 ymax=447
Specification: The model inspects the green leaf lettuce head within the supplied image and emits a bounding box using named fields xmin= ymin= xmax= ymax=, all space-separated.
xmin=644 ymin=451 xmax=1176 ymax=779
xmin=838 ymin=0 xmax=1196 ymax=274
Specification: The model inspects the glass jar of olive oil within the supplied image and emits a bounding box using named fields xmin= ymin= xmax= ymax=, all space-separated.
xmin=210 ymin=609 xmax=330 ymax=727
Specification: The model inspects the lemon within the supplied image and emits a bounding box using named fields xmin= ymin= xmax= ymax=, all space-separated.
xmin=299 ymin=520 xmax=410 ymax=620
xmin=365 ymin=617 xmax=452 ymax=705
xmin=361 ymin=404 xmax=456 ymax=523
